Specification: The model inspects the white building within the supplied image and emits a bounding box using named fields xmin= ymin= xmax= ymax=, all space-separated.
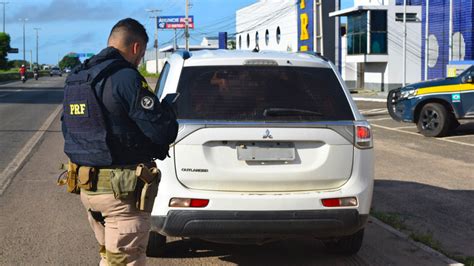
xmin=236 ymin=0 xmax=298 ymax=52
xmin=200 ymin=36 xmax=219 ymax=47
xmin=331 ymin=0 xmax=422 ymax=91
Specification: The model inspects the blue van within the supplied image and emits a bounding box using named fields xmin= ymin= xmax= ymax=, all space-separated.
xmin=387 ymin=66 xmax=474 ymax=137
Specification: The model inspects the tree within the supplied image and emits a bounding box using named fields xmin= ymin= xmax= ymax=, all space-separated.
xmin=8 ymin=60 xmax=28 ymax=69
xmin=59 ymin=54 xmax=81 ymax=69
xmin=0 ymin=33 xmax=11 ymax=70
xmin=227 ymin=40 xmax=236 ymax=50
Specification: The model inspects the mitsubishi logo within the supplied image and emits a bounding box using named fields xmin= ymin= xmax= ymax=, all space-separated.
xmin=263 ymin=129 xmax=273 ymax=139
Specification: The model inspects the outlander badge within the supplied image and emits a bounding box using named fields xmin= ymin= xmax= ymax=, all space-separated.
xmin=263 ymin=129 xmax=273 ymax=139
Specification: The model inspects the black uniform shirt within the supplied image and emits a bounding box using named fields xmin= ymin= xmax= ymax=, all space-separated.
xmin=92 ymin=47 xmax=177 ymax=165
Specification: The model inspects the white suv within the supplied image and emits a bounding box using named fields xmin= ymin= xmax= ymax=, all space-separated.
xmin=149 ymin=50 xmax=374 ymax=256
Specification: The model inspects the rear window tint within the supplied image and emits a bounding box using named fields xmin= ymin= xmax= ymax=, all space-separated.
xmin=176 ymin=66 xmax=354 ymax=121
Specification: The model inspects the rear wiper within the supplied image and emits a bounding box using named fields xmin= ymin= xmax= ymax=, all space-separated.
xmin=263 ymin=108 xmax=323 ymax=117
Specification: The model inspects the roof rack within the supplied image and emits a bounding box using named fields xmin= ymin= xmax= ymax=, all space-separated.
xmin=299 ymin=51 xmax=329 ymax=62
xmin=175 ymin=49 xmax=191 ymax=60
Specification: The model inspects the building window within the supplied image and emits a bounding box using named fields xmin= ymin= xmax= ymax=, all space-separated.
xmin=347 ymin=12 xmax=367 ymax=55
xmin=395 ymin=13 xmax=418 ymax=22
xmin=428 ymin=34 xmax=439 ymax=68
xmin=395 ymin=0 xmax=422 ymax=5
xmin=239 ymin=35 xmax=242 ymax=49
xmin=265 ymin=29 xmax=269 ymax=46
xmin=452 ymin=32 xmax=465 ymax=61
xmin=276 ymin=27 xmax=281 ymax=44
xmin=255 ymin=32 xmax=259 ymax=47
xmin=247 ymin=33 xmax=250 ymax=48
xmin=370 ymin=10 xmax=387 ymax=54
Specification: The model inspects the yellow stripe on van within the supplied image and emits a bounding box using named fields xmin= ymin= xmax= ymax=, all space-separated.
xmin=417 ymin=84 xmax=474 ymax=96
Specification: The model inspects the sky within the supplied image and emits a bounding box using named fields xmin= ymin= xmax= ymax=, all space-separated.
xmin=4 ymin=0 xmax=353 ymax=65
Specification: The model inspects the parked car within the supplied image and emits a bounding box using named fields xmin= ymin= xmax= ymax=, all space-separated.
xmin=387 ymin=65 xmax=474 ymax=137
xmin=148 ymin=50 xmax=374 ymax=256
xmin=50 ymin=67 xmax=62 ymax=77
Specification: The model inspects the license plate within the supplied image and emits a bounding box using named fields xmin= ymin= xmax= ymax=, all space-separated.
xmin=237 ymin=142 xmax=295 ymax=161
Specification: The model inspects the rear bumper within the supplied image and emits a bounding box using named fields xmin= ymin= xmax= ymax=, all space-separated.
xmin=152 ymin=209 xmax=368 ymax=239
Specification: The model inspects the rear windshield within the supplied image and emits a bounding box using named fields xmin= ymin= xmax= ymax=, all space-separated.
xmin=176 ymin=66 xmax=354 ymax=121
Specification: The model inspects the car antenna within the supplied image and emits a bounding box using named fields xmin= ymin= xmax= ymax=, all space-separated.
xmin=252 ymin=44 xmax=260 ymax=53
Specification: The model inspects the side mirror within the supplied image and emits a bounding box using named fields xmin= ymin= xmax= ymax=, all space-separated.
xmin=464 ymin=75 xmax=473 ymax=83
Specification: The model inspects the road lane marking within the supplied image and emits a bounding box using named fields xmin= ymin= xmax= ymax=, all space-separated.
xmin=394 ymin=126 xmax=417 ymax=130
xmin=360 ymin=108 xmax=386 ymax=112
xmin=367 ymin=117 xmax=392 ymax=121
xmin=371 ymin=123 xmax=474 ymax=147
xmin=442 ymin=134 xmax=474 ymax=139
xmin=360 ymin=108 xmax=388 ymax=115
xmin=0 ymin=104 xmax=62 ymax=195
xmin=353 ymin=97 xmax=387 ymax=103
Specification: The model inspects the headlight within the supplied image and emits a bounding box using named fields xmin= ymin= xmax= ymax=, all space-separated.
xmin=400 ymin=87 xmax=417 ymax=99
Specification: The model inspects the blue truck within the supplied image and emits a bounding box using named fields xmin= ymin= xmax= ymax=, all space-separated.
xmin=387 ymin=65 xmax=474 ymax=137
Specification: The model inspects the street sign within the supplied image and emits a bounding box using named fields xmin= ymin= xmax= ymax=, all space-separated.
xmin=158 ymin=16 xmax=194 ymax=29
xmin=7 ymin=48 xmax=19 ymax=53
xmin=66 ymin=53 xmax=94 ymax=58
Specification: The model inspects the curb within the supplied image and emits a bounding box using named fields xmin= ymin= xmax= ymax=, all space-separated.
xmin=370 ymin=216 xmax=463 ymax=266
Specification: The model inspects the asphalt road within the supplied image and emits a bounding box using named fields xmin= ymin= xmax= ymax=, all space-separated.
xmin=359 ymin=99 xmax=474 ymax=260
xmin=0 ymin=77 xmax=64 ymax=172
xmin=0 ymin=79 xmax=466 ymax=265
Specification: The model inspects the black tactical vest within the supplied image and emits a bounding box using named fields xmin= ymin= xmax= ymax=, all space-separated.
xmin=62 ymin=59 xmax=133 ymax=166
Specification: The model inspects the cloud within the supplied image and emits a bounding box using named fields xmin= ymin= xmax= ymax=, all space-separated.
xmin=7 ymin=0 xmax=125 ymax=23
xmin=71 ymin=32 xmax=96 ymax=44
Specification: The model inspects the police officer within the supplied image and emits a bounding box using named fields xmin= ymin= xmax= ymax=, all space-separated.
xmin=61 ymin=18 xmax=178 ymax=265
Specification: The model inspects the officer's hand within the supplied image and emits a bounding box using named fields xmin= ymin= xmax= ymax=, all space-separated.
xmin=161 ymin=100 xmax=177 ymax=117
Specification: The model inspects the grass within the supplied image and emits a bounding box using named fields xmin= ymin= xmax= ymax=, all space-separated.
xmin=0 ymin=69 xmax=18 ymax=74
xmin=138 ymin=64 xmax=160 ymax=78
xmin=409 ymin=232 xmax=443 ymax=252
xmin=0 ymin=69 xmax=52 ymax=82
xmin=371 ymin=209 xmax=473 ymax=265
xmin=370 ymin=210 xmax=408 ymax=231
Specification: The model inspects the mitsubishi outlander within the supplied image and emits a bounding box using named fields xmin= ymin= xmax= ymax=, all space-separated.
xmin=149 ymin=50 xmax=374 ymax=256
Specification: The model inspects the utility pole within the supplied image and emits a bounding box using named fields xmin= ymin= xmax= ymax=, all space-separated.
xmin=448 ymin=0 xmax=453 ymax=62
xmin=34 ymin=27 xmax=40 ymax=66
xmin=146 ymin=9 xmax=161 ymax=74
xmin=19 ymin=18 xmax=28 ymax=64
xmin=402 ymin=0 xmax=407 ymax=87
xmin=174 ymin=29 xmax=177 ymax=50
xmin=424 ymin=0 xmax=429 ymax=80
xmin=185 ymin=0 xmax=190 ymax=51
xmin=0 ymin=2 xmax=8 ymax=33
xmin=29 ymin=49 xmax=32 ymax=71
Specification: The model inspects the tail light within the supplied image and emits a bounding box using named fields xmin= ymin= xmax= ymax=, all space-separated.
xmin=169 ymin=198 xmax=209 ymax=208
xmin=322 ymin=197 xmax=358 ymax=207
xmin=354 ymin=122 xmax=373 ymax=149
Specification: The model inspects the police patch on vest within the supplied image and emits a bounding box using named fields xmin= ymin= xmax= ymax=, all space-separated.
xmin=69 ymin=101 xmax=89 ymax=117
xmin=141 ymin=96 xmax=154 ymax=110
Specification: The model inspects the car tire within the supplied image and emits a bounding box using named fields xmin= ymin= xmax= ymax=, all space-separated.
xmin=387 ymin=88 xmax=403 ymax=121
xmin=323 ymin=229 xmax=364 ymax=255
xmin=450 ymin=118 xmax=460 ymax=130
xmin=146 ymin=231 xmax=166 ymax=257
xmin=416 ymin=103 xmax=452 ymax=137
xmin=50 ymin=74 xmax=52 ymax=77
